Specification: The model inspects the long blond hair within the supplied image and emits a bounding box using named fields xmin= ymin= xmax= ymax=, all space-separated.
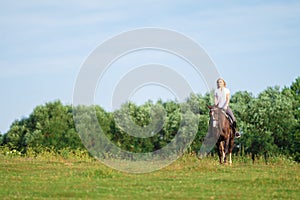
xmin=216 ymin=78 xmax=227 ymax=88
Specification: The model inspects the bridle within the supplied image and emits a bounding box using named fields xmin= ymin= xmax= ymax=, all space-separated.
xmin=210 ymin=107 xmax=227 ymax=128
xmin=210 ymin=108 xmax=219 ymax=128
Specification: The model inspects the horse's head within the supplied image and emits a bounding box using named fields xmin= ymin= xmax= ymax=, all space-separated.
xmin=207 ymin=105 xmax=228 ymax=129
xmin=207 ymin=105 xmax=220 ymax=128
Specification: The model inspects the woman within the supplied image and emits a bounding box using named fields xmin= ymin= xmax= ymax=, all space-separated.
xmin=214 ymin=78 xmax=240 ymax=138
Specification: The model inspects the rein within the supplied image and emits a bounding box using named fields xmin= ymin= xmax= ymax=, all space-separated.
xmin=210 ymin=108 xmax=228 ymax=127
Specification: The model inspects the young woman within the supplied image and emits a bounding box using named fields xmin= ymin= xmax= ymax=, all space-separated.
xmin=214 ymin=78 xmax=240 ymax=138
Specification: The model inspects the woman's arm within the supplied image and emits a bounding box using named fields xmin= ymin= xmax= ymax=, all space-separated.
xmin=224 ymin=91 xmax=230 ymax=110
xmin=214 ymin=93 xmax=218 ymax=106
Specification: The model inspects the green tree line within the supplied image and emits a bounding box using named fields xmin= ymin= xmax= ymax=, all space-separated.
xmin=1 ymin=77 xmax=299 ymax=161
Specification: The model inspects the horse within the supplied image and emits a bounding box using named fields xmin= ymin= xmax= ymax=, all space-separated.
xmin=207 ymin=105 xmax=235 ymax=164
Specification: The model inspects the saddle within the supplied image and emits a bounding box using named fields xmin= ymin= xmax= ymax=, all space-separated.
xmin=220 ymin=108 xmax=240 ymax=138
xmin=221 ymin=109 xmax=234 ymax=127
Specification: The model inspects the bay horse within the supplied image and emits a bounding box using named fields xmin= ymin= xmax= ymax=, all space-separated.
xmin=208 ymin=105 xmax=235 ymax=164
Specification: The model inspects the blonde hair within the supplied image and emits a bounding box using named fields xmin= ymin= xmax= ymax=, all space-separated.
xmin=216 ymin=78 xmax=227 ymax=88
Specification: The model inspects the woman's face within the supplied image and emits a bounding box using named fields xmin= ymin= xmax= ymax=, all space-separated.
xmin=217 ymin=79 xmax=225 ymax=88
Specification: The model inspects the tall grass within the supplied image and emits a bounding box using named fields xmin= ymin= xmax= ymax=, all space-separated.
xmin=0 ymin=146 xmax=94 ymax=162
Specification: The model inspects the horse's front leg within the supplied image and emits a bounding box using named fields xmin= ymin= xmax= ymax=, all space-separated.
xmin=229 ymin=153 xmax=232 ymax=165
xmin=217 ymin=142 xmax=222 ymax=164
xmin=218 ymin=141 xmax=225 ymax=164
xmin=228 ymin=131 xmax=235 ymax=165
xmin=223 ymin=141 xmax=228 ymax=164
xmin=228 ymin=137 xmax=234 ymax=165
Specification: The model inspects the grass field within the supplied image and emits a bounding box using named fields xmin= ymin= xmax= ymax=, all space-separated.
xmin=0 ymin=154 xmax=299 ymax=199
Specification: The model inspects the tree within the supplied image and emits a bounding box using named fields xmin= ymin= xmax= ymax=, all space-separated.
xmin=289 ymin=77 xmax=300 ymax=161
xmin=231 ymin=91 xmax=254 ymax=123
xmin=1 ymin=77 xmax=300 ymax=162
xmin=2 ymin=101 xmax=84 ymax=153
xmin=3 ymin=119 xmax=29 ymax=151
xmin=29 ymin=101 xmax=83 ymax=150
xmin=240 ymin=86 xmax=296 ymax=160
xmin=0 ymin=132 xmax=3 ymax=145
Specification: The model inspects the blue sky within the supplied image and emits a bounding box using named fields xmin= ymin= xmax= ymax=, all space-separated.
xmin=1 ymin=0 xmax=299 ymax=133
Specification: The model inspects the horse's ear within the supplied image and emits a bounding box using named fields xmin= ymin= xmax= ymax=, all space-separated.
xmin=207 ymin=104 xmax=218 ymax=109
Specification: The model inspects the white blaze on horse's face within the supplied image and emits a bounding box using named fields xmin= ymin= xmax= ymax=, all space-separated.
xmin=213 ymin=120 xmax=217 ymax=128
xmin=211 ymin=110 xmax=217 ymax=128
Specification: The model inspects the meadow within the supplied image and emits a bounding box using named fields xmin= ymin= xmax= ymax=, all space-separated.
xmin=0 ymin=151 xmax=299 ymax=200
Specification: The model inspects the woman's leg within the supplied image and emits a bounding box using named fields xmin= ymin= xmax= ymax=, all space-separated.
xmin=226 ymin=107 xmax=236 ymax=122
xmin=226 ymin=107 xmax=240 ymax=138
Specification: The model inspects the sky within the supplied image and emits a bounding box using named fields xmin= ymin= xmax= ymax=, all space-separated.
xmin=0 ymin=0 xmax=299 ymax=133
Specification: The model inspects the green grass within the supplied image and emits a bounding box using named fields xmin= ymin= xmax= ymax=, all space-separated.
xmin=0 ymin=154 xmax=299 ymax=199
